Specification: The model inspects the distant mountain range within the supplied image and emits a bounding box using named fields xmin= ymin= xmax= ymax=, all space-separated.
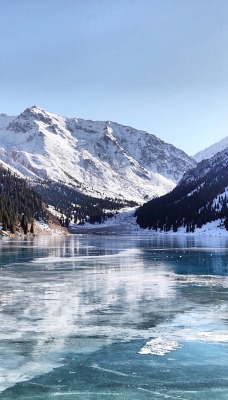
xmin=0 ymin=106 xmax=195 ymax=204
xmin=136 ymin=147 xmax=228 ymax=232
xmin=194 ymin=135 xmax=228 ymax=162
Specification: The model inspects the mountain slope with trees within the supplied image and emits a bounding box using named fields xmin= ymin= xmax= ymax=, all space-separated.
xmin=136 ymin=148 xmax=228 ymax=232
xmin=34 ymin=180 xmax=137 ymax=227
xmin=0 ymin=166 xmax=44 ymax=234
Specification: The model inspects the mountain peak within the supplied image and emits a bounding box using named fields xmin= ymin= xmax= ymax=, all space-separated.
xmin=21 ymin=105 xmax=45 ymax=118
xmin=0 ymin=106 xmax=196 ymax=202
xmin=30 ymin=105 xmax=41 ymax=110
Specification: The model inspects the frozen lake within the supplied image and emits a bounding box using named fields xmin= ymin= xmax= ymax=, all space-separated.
xmin=0 ymin=235 xmax=227 ymax=399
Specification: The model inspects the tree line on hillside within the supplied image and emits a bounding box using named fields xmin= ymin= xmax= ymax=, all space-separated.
xmin=136 ymin=161 xmax=228 ymax=232
xmin=0 ymin=166 xmax=44 ymax=234
xmin=33 ymin=180 xmax=137 ymax=226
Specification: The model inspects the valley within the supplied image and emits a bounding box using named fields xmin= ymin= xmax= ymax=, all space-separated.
xmin=0 ymin=106 xmax=227 ymax=235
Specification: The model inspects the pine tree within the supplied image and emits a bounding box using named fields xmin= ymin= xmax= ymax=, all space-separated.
xmin=23 ymin=222 xmax=28 ymax=235
xmin=30 ymin=221 xmax=34 ymax=234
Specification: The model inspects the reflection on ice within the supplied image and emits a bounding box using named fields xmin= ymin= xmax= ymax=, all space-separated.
xmin=171 ymin=274 xmax=228 ymax=288
xmin=0 ymin=235 xmax=227 ymax=394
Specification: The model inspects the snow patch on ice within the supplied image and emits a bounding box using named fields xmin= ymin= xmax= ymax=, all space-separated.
xmin=138 ymin=338 xmax=182 ymax=356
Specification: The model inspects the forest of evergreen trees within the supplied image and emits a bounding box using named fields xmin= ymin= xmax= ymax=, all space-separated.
xmin=0 ymin=166 xmax=137 ymax=234
xmin=136 ymin=154 xmax=228 ymax=232
xmin=33 ymin=180 xmax=137 ymax=227
xmin=0 ymin=166 xmax=44 ymax=234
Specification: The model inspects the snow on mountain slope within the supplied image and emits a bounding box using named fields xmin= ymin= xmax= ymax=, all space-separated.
xmin=194 ymin=135 xmax=228 ymax=162
xmin=0 ymin=106 xmax=196 ymax=203
xmin=0 ymin=113 xmax=15 ymax=129
xmin=136 ymin=146 xmax=228 ymax=231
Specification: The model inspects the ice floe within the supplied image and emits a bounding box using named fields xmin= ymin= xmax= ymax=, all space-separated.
xmin=138 ymin=338 xmax=183 ymax=356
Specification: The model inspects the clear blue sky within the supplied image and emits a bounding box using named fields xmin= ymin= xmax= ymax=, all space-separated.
xmin=1 ymin=0 xmax=228 ymax=155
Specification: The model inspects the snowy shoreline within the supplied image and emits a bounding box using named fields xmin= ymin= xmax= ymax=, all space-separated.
xmin=69 ymin=208 xmax=228 ymax=237
xmin=3 ymin=208 xmax=227 ymax=237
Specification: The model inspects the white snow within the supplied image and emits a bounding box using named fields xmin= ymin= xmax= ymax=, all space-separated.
xmin=0 ymin=114 xmax=15 ymax=129
xmin=0 ymin=106 xmax=195 ymax=204
xmin=138 ymin=338 xmax=182 ymax=356
xmin=211 ymin=187 xmax=228 ymax=212
xmin=194 ymin=135 xmax=228 ymax=162
xmin=69 ymin=208 xmax=228 ymax=236
xmin=34 ymin=219 xmax=66 ymax=235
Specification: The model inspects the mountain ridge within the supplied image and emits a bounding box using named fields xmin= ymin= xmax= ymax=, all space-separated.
xmin=0 ymin=105 xmax=196 ymax=203
xmin=194 ymin=135 xmax=228 ymax=162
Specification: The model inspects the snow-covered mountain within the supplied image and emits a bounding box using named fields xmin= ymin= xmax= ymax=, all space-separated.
xmin=194 ymin=135 xmax=228 ymax=162
xmin=136 ymin=147 xmax=228 ymax=231
xmin=0 ymin=113 xmax=15 ymax=129
xmin=0 ymin=106 xmax=195 ymax=203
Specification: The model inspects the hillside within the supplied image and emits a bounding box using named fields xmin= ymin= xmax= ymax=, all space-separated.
xmin=34 ymin=180 xmax=136 ymax=226
xmin=194 ymin=135 xmax=228 ymax=162
xmin=0 ymin=166 xmax=44 ymax=234
xmin=136 ymin=148 xmax=228 ymax=232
